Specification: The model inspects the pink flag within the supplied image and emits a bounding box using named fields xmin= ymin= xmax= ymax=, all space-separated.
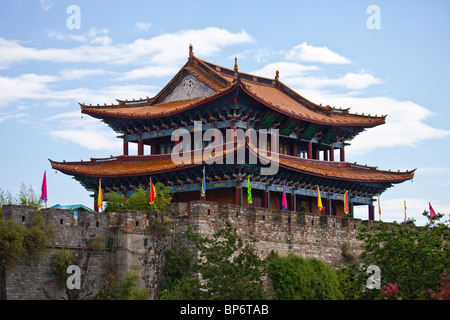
xmin=281 ymin=185 xmax=287 ymax=210
xmin=429 ymin=202 xmax=436 ymax=219
xmin=40 ymin=171 xmax=47 ymax=203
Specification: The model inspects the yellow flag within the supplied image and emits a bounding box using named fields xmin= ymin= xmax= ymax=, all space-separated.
xmin=98 ymin=179 xmax=103 ymax=210
xmin=317 ymin=187 xmax=323 ymax=211
xmin=404 ymin=200 xmax=407 ymax=221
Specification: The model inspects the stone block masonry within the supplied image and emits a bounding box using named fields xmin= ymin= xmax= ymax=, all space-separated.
xmin=0 ymin=201 xmax=373 ymax=299
xmin=184 ymin=201 xmax=365 ymax=267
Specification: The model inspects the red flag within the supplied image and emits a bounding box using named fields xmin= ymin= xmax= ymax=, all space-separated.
xmin=429 ymin=202 xmax=436 ymax=219
xmin=344 ymin=191 xmax=349 ymax=214
xmin=149 ymin=178 xmax=156 ymax=204
xmin=40 ymin=171 xmax=48 ymax=203
xmin=378 ymin=195 xmax=382 ymax=216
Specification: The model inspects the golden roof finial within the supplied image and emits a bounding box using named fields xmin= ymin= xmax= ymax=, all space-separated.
xmin=275 ymin=70 xmax=279 ymax=81
xmin=234 ymin=57 xmax=239 ymax=78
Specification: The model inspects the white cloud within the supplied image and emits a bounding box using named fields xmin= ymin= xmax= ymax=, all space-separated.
xmin=0 ymin=27 xmax=254 ymax=68
xmin=115 ymin=65 xmax=179 ymax=81
xmin=233 ymin=47 xmax=284 ymax=63
xmin=0 ymin=111 xmax=29 ymax=123
xmin=46 ymin=30 xmax=87 ymax=42
xmin=286 ymin=70 xmax=382 ymax=90
xmin=59 ymin=68 xmax=113 ymax=80
xmin=86 ymin=27 xmax=112 ymax=46
xmin=0 ymin=73 xmax=156 ymax=107
xmin=297 ymin=89 xmax=450 ymax=155
xmin=40 ymin=0 xmax=54 ymax=11
xmin=252 ymin=62 xmax=320 ymax=79
xmin=134 ymin=22 xmax=151 ymax=32
xmin=285 ymin=42 xmax=351 ymax=64
xmin=45 ymin=111 xmax=121 ymax=151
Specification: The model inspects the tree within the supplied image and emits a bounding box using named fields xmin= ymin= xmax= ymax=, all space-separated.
xmin=17 ymin=183 xmax=42 ymax=209
xmin=95 ymin=269 xmax=150 ymax=300
xmin=103 ymin=192 xmax=126 ymax=212
xmin=0 ymin=184 xmax=42 ymax=217
xmin=161 ymin=222 xmax=268 ymax=300
xmin=353 ymin=210 xmax=449 ymax=300
xmin=104 ymin=183 xmax=172 ymax=214
xmin=267 ymin=252 xmax=343 ymax=300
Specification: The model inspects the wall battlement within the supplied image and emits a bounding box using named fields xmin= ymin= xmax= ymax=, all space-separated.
xmin=1 ymin=201 xmax=374 ymax=299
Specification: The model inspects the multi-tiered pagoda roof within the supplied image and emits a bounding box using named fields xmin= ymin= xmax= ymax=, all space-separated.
xmin=50 ymin=45 xmax=414 ymax=218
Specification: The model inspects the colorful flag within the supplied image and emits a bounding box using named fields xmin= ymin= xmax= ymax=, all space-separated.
xmin=247 ymin=176 xmax=252 ymax=204
xmin=317 ymin=187 xmax=323 ymax=212
xmin=98 ymin=179 xmax=103 ymax=211
xmin=344 ymin=191 xmax=349 ymax=214
xmin=429 ymin=202 xmax=436 ymax=219
xmin=404 ymin=200 xmax=407 ymax=221
xmin=201 ymin=167 xmax=206 ymax=198
xmin=281 ymin=185 xmax=287 ymax=210
xmin=40 ymin=171 xmax=48 ymax=205
xmin=378 ymin=195 xmax=382 ymax=217
xmin=149 ymin=177 xmax=156 ymax=204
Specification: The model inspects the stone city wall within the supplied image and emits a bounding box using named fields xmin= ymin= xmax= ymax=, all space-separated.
xmin=1 ymin=201 xmax=376 ymax=299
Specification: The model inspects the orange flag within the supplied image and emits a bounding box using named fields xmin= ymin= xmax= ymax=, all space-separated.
xmin=149 ymin=177 xmax=156 ymax=204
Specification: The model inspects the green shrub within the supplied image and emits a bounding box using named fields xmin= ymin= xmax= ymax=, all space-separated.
xmin=52 ymin=249 xmax=75 ymax=288
xmin=267 ymin=252 xmax=343 ymax=300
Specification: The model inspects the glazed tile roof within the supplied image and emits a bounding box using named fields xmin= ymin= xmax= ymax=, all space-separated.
xmin=50 ymin=141 xmax=415 ymax=184
xmin=80 ymin=55 xmax=385 ymax=127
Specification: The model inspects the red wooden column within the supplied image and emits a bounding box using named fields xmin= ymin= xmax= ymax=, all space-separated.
xmin=289 ymin=193 xmax=294 ymax=211
xmin=263 ymin=187 xmax=268 ymax=208
xmin=340 ymin=145 xmax=345 ymax=162
xmin=293 ymin=142 xmax=299 ymax=157
xmin=307 ymin=141 xmax=313 ymax=159
xmin=323 ymin=148 xmax=328 ymax=161
xmin=368 ymin=204 xmax=375 ymax=221
xmin=234 ymin=181 xmax=242 ymax=205
xmin=150 ymin=139 xmax=157 ymax=155
xmin=138 ymin=136 xmax=144 ymax=156
xmin=330 ymin=144 xmax=335 ymax=161
xmin=123 ymin=137 xmax=128 ymax=156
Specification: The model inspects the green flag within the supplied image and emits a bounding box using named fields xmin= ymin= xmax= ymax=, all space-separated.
xmin=247 ymin=176 xmax=252 ymax=204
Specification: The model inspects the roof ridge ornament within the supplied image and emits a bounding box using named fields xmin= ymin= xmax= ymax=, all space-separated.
xmin=275 ymin=70 xmax=279 ymax=82
xmin=189 ymin=43 xmax=194 ymax=58
xmin=234 ymin=57 xmax=239 ymax=78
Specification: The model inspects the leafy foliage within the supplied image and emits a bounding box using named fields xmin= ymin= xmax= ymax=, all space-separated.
xmin=95 ymin=269 xmax=150 ymax=300
xmin=0 ymin=210 xmax=54 ymax=269
xmin=52 ymin=249 xmax=75 ymax=288
xmin=104 ymin=183 xmax=172 ymax=214
xmin=160 ymin=222 xmax=268 ymax=300
xmin=343 ymin=210 xmax=450 ymax=300
xmin=267 ymin=252 xmax=343 ymax=300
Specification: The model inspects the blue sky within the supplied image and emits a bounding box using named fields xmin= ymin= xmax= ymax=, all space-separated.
xmin=1 ymin=0 xmax=449 ymax=225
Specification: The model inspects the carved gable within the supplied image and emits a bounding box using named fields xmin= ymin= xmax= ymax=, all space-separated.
xmin=161 ymin=73 xmax=215 ymax=103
